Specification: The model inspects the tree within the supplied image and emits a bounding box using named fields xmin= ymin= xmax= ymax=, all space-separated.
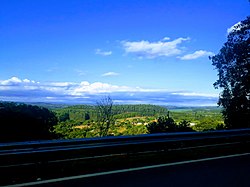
xmin=0 ymin=102 xmax=58 ymax=142
xmin=84 ymin=112 xmax=90 ymax=120
xmin=147 ymin=113 xmax=177 ymax=134
xmin=95 ymin=96 xmax=115 ymax=137
xmin=210 ymin=16 xmax=250 ymax=129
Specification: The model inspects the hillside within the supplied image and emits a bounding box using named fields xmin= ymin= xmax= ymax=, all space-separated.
xmin=53 ymin=104 xmax=169 ymax=123
xmin=52 ymin=104 xmax=224 ymax=139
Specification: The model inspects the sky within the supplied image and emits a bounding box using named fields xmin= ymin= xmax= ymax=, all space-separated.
xmin=0 ymin=0 xmax=249 ymax=106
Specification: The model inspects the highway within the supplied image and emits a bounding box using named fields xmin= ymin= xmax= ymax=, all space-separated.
xmin=11 ymin=153 xmax=250 ymax=187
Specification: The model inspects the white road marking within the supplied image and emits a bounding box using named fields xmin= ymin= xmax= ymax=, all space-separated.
xmin=8 ymin=152 xmax=250 ymax=187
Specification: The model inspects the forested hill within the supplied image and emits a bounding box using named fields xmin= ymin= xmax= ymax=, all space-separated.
xmin=54 ymin=104 xmax=168 ymax=123
xmin=0 ymin=101 xmax=58 ymax=142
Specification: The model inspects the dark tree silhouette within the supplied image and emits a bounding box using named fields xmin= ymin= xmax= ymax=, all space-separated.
xmin=210 ymin=16 xmax=250 ymax=128
xmin=147 ymin=116 xmax=194 ymax=134
xmin=0 ymin=102 xmax=58 ymax=142
xmin=84 ymin=112 xmax=90 ymax=120
xmin=178 ymin=120 xmax=194 ymax=132
xmin=147 ymin=115 xmax=176 ymax=133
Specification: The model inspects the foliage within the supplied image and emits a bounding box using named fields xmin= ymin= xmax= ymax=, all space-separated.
xmin=58 ymin=112 xmax=70 ymax=122
xmin=53 ymin=104 xmax=169 ymax=139
xmin=147 ymin=115 xmax=194 ymax=134
xmin=54 ymin=104 xmax=168 ymax=122
xmin=0 ymin=100 xmax=227 ymax=141
xmin=53 ymin=120 xmax=96 ymax=139
xmin=0 ymin=102 xmax=58 ymax=142
xmin=210 ymin=16 xmax=250 ymax=128
xmin=96 ymin=96 xmax=115 ymax=137
xmin=113 ymin=104 xmax=168 ymax=117
xmin=193 ymin=118 xmax=225 ymax=131
xmin=53 ymin=105 xmax=225 ymax=138
xmin=178 ymin=120 xmax=194 ymax=132
xmin=170 ymin=107 xmax=223 ymax=123
xmin=147 ymin=113 xmax=177 ymax=133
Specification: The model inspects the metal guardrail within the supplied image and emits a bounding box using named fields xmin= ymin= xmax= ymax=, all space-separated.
xmin=1 ymin=128 xmax=250 ymax=151
xmin=1 ymin=128 xmax=250 ymax=185
xmin=1 ymin=129 xmax=250 ymax=165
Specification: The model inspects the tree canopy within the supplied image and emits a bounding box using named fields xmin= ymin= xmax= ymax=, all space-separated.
xmin=147 ymin=114 xmax=194 ymax=134
xmin=210 ymin=16 xmax=250 ymax=128
xmin=0 ymin=102 xmax=58 ymax=142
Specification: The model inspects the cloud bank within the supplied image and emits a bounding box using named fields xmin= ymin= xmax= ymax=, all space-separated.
xmin=0 ymin=77 xmax=218 ymax=106
xmin=122 ymin=37 xmax=190 ymax=58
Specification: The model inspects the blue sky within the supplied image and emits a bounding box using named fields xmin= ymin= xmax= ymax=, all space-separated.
xmin=0 ymin=0 xmax=249 ymax=106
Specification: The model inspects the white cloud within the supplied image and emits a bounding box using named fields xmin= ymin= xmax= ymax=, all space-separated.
xmin=72 ymin=82 xmax=130 ymax=95
xmin=122 ymin=37 xmax=190 ymax=58
xmin=95 ymin=49 xmax=112 ymax=56
xmin=0 ymin=77 xmax=139 ymax=95
xmin=0 ymin=76 xmax=218 ymax=106
xmin=172 ymin=92 xmax=218 ymax=98
xmin=179 ymin=50 xmax=214 ymax=60
xmin=0 ymin=77 xmax=22 ymax=85
xmin=162 ymin=37 xmax=170 ymax=41
xmin=227 ymin=21 xmax=241 ymax=34
xmin=102 ymin=72 xmax=119 ymax=77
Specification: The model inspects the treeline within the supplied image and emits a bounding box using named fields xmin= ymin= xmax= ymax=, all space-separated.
xmin=54 ymin=104 xmax=169 ymax=124
xmin=0 ymin=102 xmax=57 ymax=142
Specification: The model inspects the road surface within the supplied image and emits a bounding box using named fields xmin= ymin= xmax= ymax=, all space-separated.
xmin=11 ymin=153 xmax=250 ymax=187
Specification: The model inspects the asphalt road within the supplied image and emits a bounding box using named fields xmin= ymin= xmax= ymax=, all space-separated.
xmin=12 ymin=153 xmax=250 ymax=187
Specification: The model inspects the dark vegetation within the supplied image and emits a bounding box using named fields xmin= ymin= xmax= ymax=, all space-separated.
xmin=147 ymin=115 xmax=194 ymax=133
xmin=0 ymin=102 xmax=57 ymax=142
xmin=210 ymin=16 xmax=250 ymax=128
